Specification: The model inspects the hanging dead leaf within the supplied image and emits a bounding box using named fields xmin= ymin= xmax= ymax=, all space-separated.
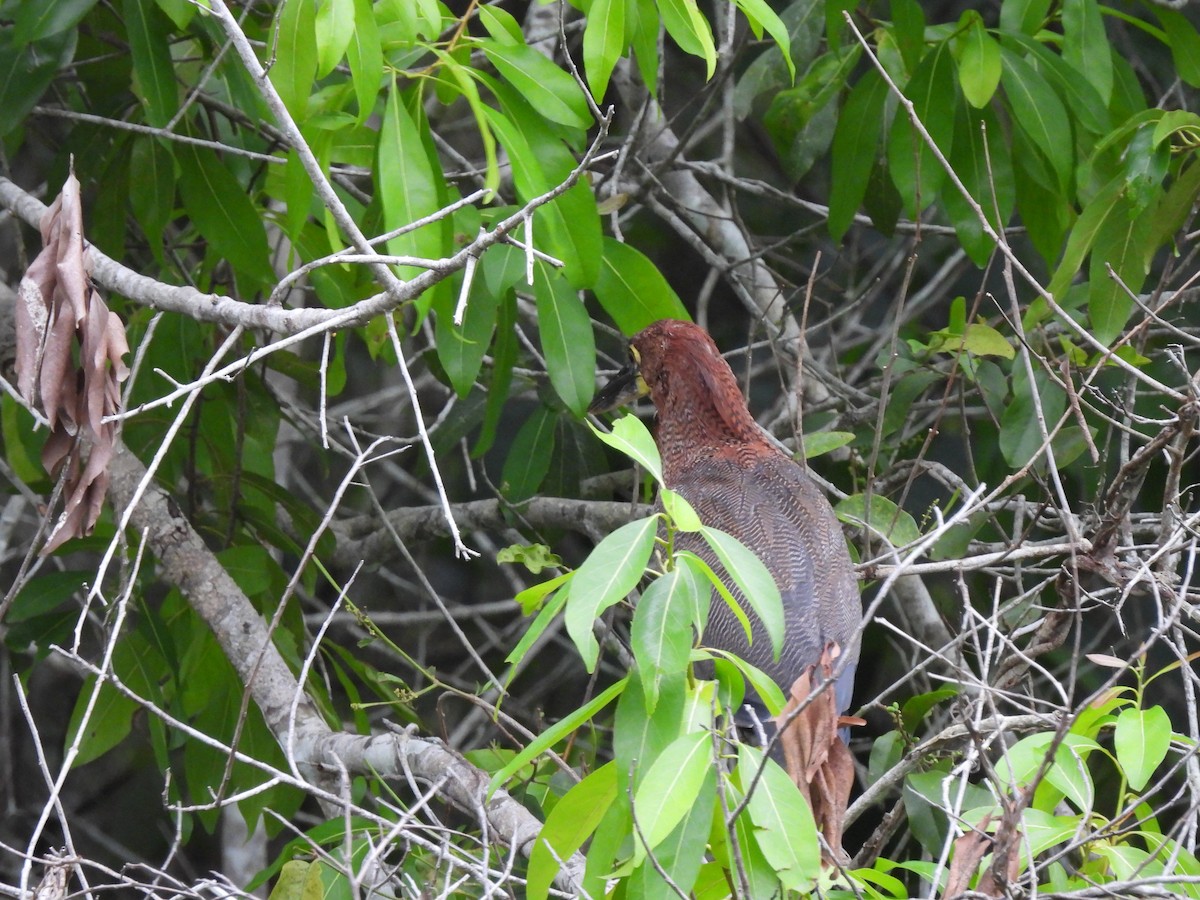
xmin=14 ymin=167 xmax=129 ymax=553
xmin=775 ymin=642 xmax=856 ymax=864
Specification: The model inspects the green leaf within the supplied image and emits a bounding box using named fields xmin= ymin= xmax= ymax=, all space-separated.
xmin=901 ymin=687 xmax=957 ymax=734
xmin=270 ymin=0 xmax=317 ymax=122
xmin=346 ymin=0 xmax=382 ymax=123
xmin=954 ymin=11 xmax=1000 ymax=109
xmin=829 ymin=70 xmax=888 ymax=241
xmin=730 ymin=0 xmax=795 ymax=80
xmin=527 ymin=763 xmax=616 ymax=900
xmin=630 ymin=731 xmax=712 ymax=864
xmin=481 ymin=39 xmax=592 ymax=130
xmin=1088 ymin=190 xmax=1151 ymax=345
xmin=501 ymin=405 xmax=556 ymax=501
xmin=625 ymin=767 xmax=713 ymax=898
xmin=944 ymin=102 xmax=1014 ymax=266
xmin=1047 ymin=175 xmax=1125 ymax=301
xmin=584 ymin=0 xmax=626 ymax=101
xmin=999 ymin=371 xmax=1066 ymax=469
xmin=176 ymin=143 xmax=275 ymax=290
xmin=315 ymin=0 xmax=355 ymax=77
xmin=1062 ymin=0 xmax=1111 ymax=103
xmin=66 ymin=677 xmax=138 ymax=766
xmin=999 ymin=0 xmax=1051 ymax=36
xmin=835 ymin=493 xmax=921 ymax=549
xmin=1157 ymin=9 xmax=1200 ymax=88
xmin=699 ymin=526 xmax=784 ymax=662
xmin=565 ymin=516 xmax=659 ymax=671
xmin=125 ymin=0 xmax=178 ymax=128
xmin=656 ymin=0 xmax=717 ymax=79
xmin=129 ymin=138 xmax=175 ymax=259
xmin=737 ymin=744 xmax=821 ymax=891
xmin=1000 ymin=48 xmax=1073 ymax=190
xmin=802 ymin=431 xmax=855 ymax=459
xmin=13 ymin=0 xmax=97 ymax=44
xmin=587 ymin=413 xmax=664 ymax=484
xmin=436 ymin=276 xmax=499 ymax=397
xmin=513 ymin=571 xmax=572 ymax=615
xmin=532 ymin=262 xmax=595 ymax=417
xmin=631 ymin=567 xmax=700 ymax=713
xmin=594 ymin=238 xmax=691 ymax=333
xmin=1115 ymin=705 xmax=1172 ymax=792
xmin=0 ymin=28 xmax=76 ymax=137
xmin=505 ymin=584 xmax=570 ymax=675
xmin=487 ymin=676 xmax=628 ymax=797
xmin=887 ymin=40 xmax=957 ymax=217
xmin=661 ymin=489 xmax=701 ymax=531
xmin=378 ymin=82 xmax=450 ymax=291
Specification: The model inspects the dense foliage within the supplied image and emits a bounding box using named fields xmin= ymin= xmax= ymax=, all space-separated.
xmin=2 ymin=0 xmax=1200 ymax=897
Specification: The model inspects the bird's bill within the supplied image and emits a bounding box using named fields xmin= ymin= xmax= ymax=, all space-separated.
xmin=588 ymin=361 xmax=647 ymax=414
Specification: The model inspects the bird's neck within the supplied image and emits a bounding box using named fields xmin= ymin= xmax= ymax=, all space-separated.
xmin=653 ymin=379 xmax=770 ymax=477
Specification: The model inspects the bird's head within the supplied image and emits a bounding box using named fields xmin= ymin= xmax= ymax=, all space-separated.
xmin=589 ymin=319 xmax=761 ymax=450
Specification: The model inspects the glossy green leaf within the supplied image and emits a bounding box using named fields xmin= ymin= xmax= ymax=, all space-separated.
xmin=13 ymin=0 xmax=97 ymax=45
xmin=1157 ymin=9 xmax=1200 ymax=88
xmin=999 ymin=371 xmax=1066 ymax=468
xmin=487 ymin=676 xmax=627 ymax=797
xmin=829 ymin=70 xmax=888 ymax=241
xmin=1088 ymin=190 xmax=1151 ymax=345
xmin=588 ymin=413 xmax=664 ymax=483
xmin=737 ymin=744 xmax=821 ymax=891
xmin=887 ymin=40 xmax=957 ymax=216
xmin=944 ymin=102 xmax=1014 ymax=266
xmin=631 ymin=567 xmax=699 ymax=713
xmin=526 ymin=762 xmax=618 ymax=900
xmin=378 ymin=82 xmax=449 ymax=290
xmin=955 ymin=11 xmax=1000 ymax=109
xmin=1011 ymin=33 xmax=1111 ymax=138
xmin=730 ymin=0 xmax=794 ymax=80
xmin=437 ymin=55 xmax=500 ymax=194
xmin=505 ymin=584 xmax=570 ymax=678
xmin=1048 ymin=174 xmax=1122 ymax=298
xmin=630 ymin=731 xmax=712 ymax=864
xmin=1000 ymin=49 xmax=1072 ymax=190
xmin=533 ymin=262 xmax=595 ymax=417
xmin=594 ymin=238 xmax=691 ymax=333
xmin=66 ymin=677 xmax=138 ymax=766
xmin=129 ymin=138 xmax=175 ymax=258
xmin=0 ymin=28 xmax=76 ymax=136
xmin=615 ymin=670 xmax=686 ymax=797
xmin=436 ymin=275 xmax=499 ymax=397
xmin=478 ymin=5 xmax=525 ymax=44
xmin=835 ymin=493 xmax=921 ymax=549
xmin=661 ymin=489 xmax=701 ymax=531
xmin=657 ymin=0 xmax=717 ymax=78
xmin=176 ymin=143 xmax=275 ymax=290
xmin=584 ymin=0 xmax=626 ymax=101
xmin=482 ymin=39 xmax=592 ymax=130
xmin=315 ymin=0 xmax=354 ymax=77
xmin=565 ymin=516 xmax=659 ymax=671
xmin=501 ymin=405 xmax=556 ymax=501
xmin=698 ymin=526 xmax=784 ymax=662
xmin=1062 ymin=0 xmax=1112 ymax=103
xmin=270 ymin=0 xmax=317 ymax=122
xmin=802 ymin=431 xmax=855 ymax=459
xmin=1115 ymin=705 xmax=1172 ymax=792
xmin=346 ymin=0 xmax=382 ymax=123
xmin=999 ymin=0 xmax=1051 ymax=35
xmin=625 ymin=767 xmax=713 ymax=899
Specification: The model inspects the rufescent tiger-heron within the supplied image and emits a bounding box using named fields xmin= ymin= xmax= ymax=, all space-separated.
xmin=589 ymin=318 xmax=861 ymax=748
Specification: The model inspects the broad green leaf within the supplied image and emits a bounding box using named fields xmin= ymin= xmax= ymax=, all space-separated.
xmin=129 ymin=138 xmax=175 ymax=259
xmin=1151 ymin=110 xmax=1200 ymax=151
xmin=346 ymin=0 xmax=382 ymax=123
xmin=584 ymin=0 xmax=626 ymax=101
xmin=565 ymin=516 xmax=659 ymax=671
xmin=998 ymin=371 xmax=1066 ymax=469
xmin=0 ymin=28 xmax=75 ymax=137
xmin=66 ymin=677 xmax=138 ymax=766
xmin=629 ymin=0 xmax=659 ymax=94
xmin=478 ymin=5 xmax=525 ymax=44
xmin=699 ymin=526 xmax=784 ymax=662
xmin=1000 ymin=49 xmax=1072 ymax=189
xmin=270 ymin=0 xmax=317 ymax=122
xmin=1089 ymin=190 xmax=1151 ymax=345
xmin=737 ymin=745 xmax=821 ymax=891
xmin=999 ymin=0 xmax=1051 ymax=36
xmin=673 ymin=553 xmax=714 ymax=637
xmin=802 ymin=430 xmax=855 ymax=459
xmin=1043 ymin=740 xmax=1096 ymax=813
xmin=661 ymin=489 xmax=701 ymax=531
xmin=526 ymin=762 xmax=618 ymax=900
xmin=1144 ymin=160 xmax=1200 ymax=265
xmin=1010 ymin=33 xmax=1111 ymax=138
xmin=487 ymin=676 xmax=628 ymax=797
xmin=13 ymin=0 xmax=97 ymax=44
xmin=533 ymin=262 xmax=595 ymax=417
xmin=481 ymin=39 xmax=592 ymax=130
xmin=1115 ymin=705 xmax=1172 ymax=792
xmin=594 ymin=238 xmax=691 ymax=333
xmin=315 ymin=0 xmax=354 ymax=77
xmin=1158 ymin=9 xmax=1200 ymax=88
xmin=125 ymin=0 xmax=178 ymax=127
xmin=836 ymin=494 xmax=921 ymax=549
xmin=625 ymin=767 xmax=713 ymax=899
xmin=378 ymin=82 xmax=450 ymax=295
xmin=704 ymin=649 xmax=787 ymax=716
xmin=436 ymin=274 xmax=499 ymax=397
xmin=500 ymin=405 xmax=556 ymax=501
xmin=730 ymin=0 xmax=795 ymax=80
xmin=929 ymin=322 xmax=1015 ymax=359
xmin=513 ymin=571 xmax=572 ymax=616
xmin=764 ymin=48 xmax=857 ymax=181
xmin=437 ymin=54 xmax=500 ymax=194
xmin=901 ymin=687 xmax=957 ymax=734
xmin=657 ymin=0 xmax=717 ymax=78
xmin=944 ymin=102 xmax=1014 ymax=266
xmin=887 ymin=40 xmax=957 ymax=217
xmin=630 ymin=731 xmax=712 ymax=864
xmin=1047 ymin=175 xmax=1125 ymax=301
xmin=954 ymin=11 xmax=1000 ymax=108
xmin=1062 ymin=0 xmax=1111 ymax=103
xmin=829 ymin=69 xmax=888 ymax=241
xmin=615 ymin=669 xmax=686 ymax=793
xmin=587 ymin=413 xmax=664 ymax=484
xmin=1015 ymin=808 xmax=1080 ymax=856
xmin=176 ymin=143 xmax=275 ymax=290
xmin=631 ymin=567 xmax=699 ymax=712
